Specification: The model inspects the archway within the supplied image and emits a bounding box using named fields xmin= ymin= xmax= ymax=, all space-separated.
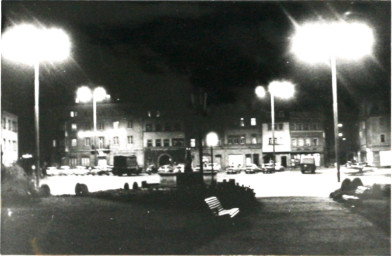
xmin=158 ymin=154 xmax=172 ymax=166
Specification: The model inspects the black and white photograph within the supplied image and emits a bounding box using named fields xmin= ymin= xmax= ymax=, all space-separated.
xmin=1 ymin=0 xmax=391 ymax=255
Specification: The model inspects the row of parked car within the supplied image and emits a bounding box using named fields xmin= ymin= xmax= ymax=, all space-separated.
xmin=226 ymin=163 xmax=285 ymax=174
xmin=46 ymin=165 xmax=114 ymax=176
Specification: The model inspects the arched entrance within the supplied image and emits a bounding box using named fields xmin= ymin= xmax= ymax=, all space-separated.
xmin=158 ymin=154 xmax=172 ymax=166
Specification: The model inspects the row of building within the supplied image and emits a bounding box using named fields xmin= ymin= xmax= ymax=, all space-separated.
xmin=2 ymin=98 xmax=390 ymax=169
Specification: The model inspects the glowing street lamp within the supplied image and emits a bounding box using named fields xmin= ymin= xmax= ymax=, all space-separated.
xmin=255 ymin=80 xmax=295 ymax=169
xmin=76 ymin=86 xmax=110 ymax=164
xmin=291 ymin=21 xmax=374 ymax=182
xmin=2 ymin=23 xmax=71 ymax=187
xmin=206 ymin=131 xmax=219 ymax=183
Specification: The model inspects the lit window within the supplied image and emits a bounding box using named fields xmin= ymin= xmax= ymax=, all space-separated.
xmin=98 ymin=137 xmax=104 ymax=148
xmin=305 ymin=138 xmax=311 ymax=146
xmin=85 ymin=138 xmax=90 ymax=146
xmin=113 ymin=121 xmax=119 ymax=129
xmin=113 ymin=136 xmax=119 ymax=145
xmin=190 ymin=139 xmax=196 ymax=147
xmin=156 ymin=139 xmax=162 ymax=147
xmin=298 ymin=138 xmax=304 ymax=147
xmin=147 ymin=139 xmax=153 ymax=147
xmin=163 ymin=139 xmax=170 ymax=147
xmin=240 ymin=135 xmax=246 ymax=144
xmin=65 ymin=131 xmax=68 ymax=137
xmin=251 ymin=118 xmax=256 ymax=126
xmin=71 ymin=139 xmax=77 ymax=147
xmin=148 ymin=111 xmax=151 ymax=117
xmin=81 ymin=157 xmax=90 ymax=166
xmin=380 ymin=134 xmax=385 ymax=143
xmin=128 ymin=136 xmax=133 ymax=144
xmin=291 ymin=138 xmax=297 ymax=146
xmin=70 ymin=111 xmax=77 ymax=117
xmin=156 ymin=111 xmax=160 ymax=117
xmin=71 ymin=124 xmax=77 ymax=131
xmin=240 ymin=118 xmax=245 ymax=127
xmin=53 ymin=140 xmax=57 ymax=147
xmin=251 ymin=134 xmax=257 ymax=144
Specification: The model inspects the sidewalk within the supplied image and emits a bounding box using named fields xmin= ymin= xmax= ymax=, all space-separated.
xmin=192 ymin=197 xmax=390 ymax=255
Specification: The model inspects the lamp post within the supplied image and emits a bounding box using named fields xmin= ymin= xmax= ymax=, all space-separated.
xmin=2 ymin=24 xmax=71 ymax=187
xmin=206 ymin=131 xmax=219 ymax=184
xmin=76 ymin=86 xmax=110 ymax=165
xmin=291 ymin=21 xmax=374 ymax=182
xmin=255 ymin=81 xmax=295 ymax=169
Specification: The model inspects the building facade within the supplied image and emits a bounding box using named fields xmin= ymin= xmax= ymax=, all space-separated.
xmin=358 ymin=99 xmax=391 ymax=167
xmin=1 ymin=110 xmax=18 ymax=166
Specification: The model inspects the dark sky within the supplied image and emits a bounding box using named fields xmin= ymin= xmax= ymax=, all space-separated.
xmin=1 ymin=1 xmax=391 ymax=154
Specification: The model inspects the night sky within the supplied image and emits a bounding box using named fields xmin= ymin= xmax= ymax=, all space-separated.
xmin=1 ymin=1 xmax=391 ymax=155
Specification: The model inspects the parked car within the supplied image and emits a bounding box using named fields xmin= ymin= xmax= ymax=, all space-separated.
xmin=158 ymin=165 xmax=175 ymax=174
xmin=174 ymin=163 xmax=185 ymax=173
xmin=145 ymin=165 xmax=158 ymax=174
xmin=46 ymin=166 xmax=59 ymax=176
xmin=226 ymin=165 xmax=242 ymax=174
xmin=262 ymin=163 xmax=284 ymax=173
xmin=346 ymin=161 xmax=369 ymax=172
xmin=244 ymin=163 xmax=262 ymax=174
xmin=204 ymin=163 xmax=221 ymax=172
xmin=300 ymin=157 xmax=316 ymax=174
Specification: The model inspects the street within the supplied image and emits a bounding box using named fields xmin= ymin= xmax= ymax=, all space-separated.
xmin=1 ymin=167 xmax=390 ymax=255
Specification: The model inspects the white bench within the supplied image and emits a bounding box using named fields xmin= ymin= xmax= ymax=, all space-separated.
xmin=204 ymin=196 xmax=240 ymax=218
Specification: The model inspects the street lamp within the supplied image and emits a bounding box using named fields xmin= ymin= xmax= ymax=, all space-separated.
xmin=291 ymin=20 xmax=374 ymax=182
xmin=76 ymin=86 xmax=110 ymax=165
xmin=255 ymin=80 xmax=295 ymax=169
xmin=206 ymin=131 xmax=219 ymax=184
xmin=2 ymin=23 xmax=71 ymax=187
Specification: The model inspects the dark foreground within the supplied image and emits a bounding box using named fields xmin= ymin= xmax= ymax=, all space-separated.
xmin=1 ymin=194 xmax=390 ymax=255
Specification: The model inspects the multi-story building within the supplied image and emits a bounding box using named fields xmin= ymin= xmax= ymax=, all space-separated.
xmin=358 ymin=99 xmax=391 ymax=167
xmin=289 ymin=112 xmax=326 ymax=166
xmin=262 ymin=121 xmax=291 ymax=167
xmin=63 ymin=103 xmax=144 ymax=167
xmin=143 ymin=109 xmax=187 ymax=167
xmin=1 ymin=110 xmax=18 ymax=166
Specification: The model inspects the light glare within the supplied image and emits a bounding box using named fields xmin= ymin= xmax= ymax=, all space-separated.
xmin=2 ymin=23 xmax=71 ymax=65
xmin=255 ymin=86 xmax=266 ymax=99
xmin=206 ymin=132 xmax=219 ymax=147
xmin=268 ymin=80 xmax=295 ymax=99
xmin=76 ymin=86 xmax=93 ymax=103
xmin=291 ymin=22 xmax=374 ymax=63
xmin=93 ymin=87 xmax=108 ymax=102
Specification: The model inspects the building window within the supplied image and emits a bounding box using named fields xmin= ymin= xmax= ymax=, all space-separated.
xmin=240 ymin=135 xmax=246 ymax=144
xmin=251 ymin=118 xmax=256 ymax=126
xmin=190 ymin=138 xmax=196 ymax=147
xmin=298 ymin=138 xmax=304 ymax=147
xmin=98 ymin=137 xmax=104 ymax=148
xmin=147 ymin=111 xmax=152 ymax=117
xmin=146 ymin=124 xmax=152 ymax=131
xmin=312 ymin=123 xmax=318 ymax=130
xmin=52 ymin=140 xmax=56 ymax=147
xmin=128 ymin=136 xmax=133 ymax=144
xmin=156 ymin=139 xmax=162 ymax=147
xmin=290 ymin=123 xmax=296 ymax=130
xmin=2 ymin=118 xmax=6 ymax=129
xmin=268 ymin=138 xmax=277 ymax=145
xmin=228 ymin=135 xmax=241 ymax=144
xmin=8 ymin=120 xmax=12 ymax=130
xmin=164 ymin=123 xmax=171 ymax=131
xmin=251 ymin=134 xmax=257 ymax=144
xmin=305 ymin=138 xmax=311 ymax=146
xmin=70 ymin=111 xmax=77 ymax=117
xmin=303 ymin=123 xmax=309 ymax=130
xmin=297 ymin=124 xmax=303 ymax=130
xmin=71 ymin=123 xmax=77 ymax=131
xmin=380 ymin=134 xmax=385 ymax=143
xmin=113 ymin=121 xmax=119 ymax=129
xmin=156 ymin=111 xmax=160 ymax=117
xmin=361 ymin=121 xmax=366 ymax=129
xmin=71 ymin=139 xmax=77 ymax=147
xmin=291 ymin=138 xmax=297 ymax=147
xmin=312 ymin=138 xmax=319 ymax=146
xmin=13 ymin=140 xmax=17 ymax=151
xmin=98 ymin=122 xmax=104 ymax=130
xmin=278 ymin=123 xmax=283 ymax=130
xmin=113 ymin=136 xmax=119 ymax=145
xmin=163 ymin=139 xmax=170 ymax=147
xmin=84 ymin=138 xmax=90 ymax=146
xmin=155 ymin=124 xmax=162 ymax=131
xmin=240 ymin=118 xmax=245 ymax=127
xmin=12 ymin=121 xmax=17 ymax=132
xmin=172 ymin=138 xmax=184 ymax=146
xmin=127 ymin=120 xmax=133 ymax=128
xmin=81 ymin=157 xmax=90 ymax=166
xmin=147 ymin=139 xmax=153 ymax=147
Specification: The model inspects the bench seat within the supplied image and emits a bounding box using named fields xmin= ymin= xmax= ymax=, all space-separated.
xmin=205 ymin=196 xmax=240 ymax=218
